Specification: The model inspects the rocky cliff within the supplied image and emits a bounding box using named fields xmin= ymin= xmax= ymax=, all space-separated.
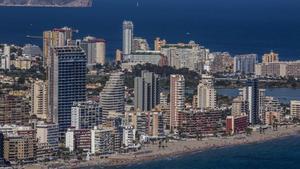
xmin=0 ymin=0 xmax=92 ymax=7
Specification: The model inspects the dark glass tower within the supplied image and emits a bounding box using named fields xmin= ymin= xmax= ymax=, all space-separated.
xmin=247 ymin=78 xmax=260 ymax=125
xmin=48 ymin=46 xmax=87 ymax=136
xmin=134 ymin=70 xmax=160 ymax=111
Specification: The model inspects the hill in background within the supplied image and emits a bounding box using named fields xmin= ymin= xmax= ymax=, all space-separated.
xmin=0 ymin=0 xmax=92 ymax=7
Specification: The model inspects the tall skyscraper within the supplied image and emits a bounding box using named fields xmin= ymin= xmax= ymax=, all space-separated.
xmin=122 ymin=21 xmax=134 ymax=55
xmin=48 ymin=46 xmax=86 ymax=135
xmin=169 ymin=74 xmax=185 ymax=130
xmin=43 ymin=27 xmax=73 ymax=66
xmin=31 ymin=80 xmax=48 ymax=121
xmin=100 ymin=72 xmax=125 ymax=120
xmin=258 ymin=89 xmax=266 ymax=122
xmin=197 ymin=75 xmax=216 ymax=110
xmin=134 ymin=70 xmax=160 ymax=111
xmin=234 ymin=54 xmax=257 ymax=74
xmin=0 ymin=44 xmax=10 ymax=70
xmin=246 ymin=79 xmax=260 ymax=125
xmin=80 ymin=36 xmax=106 ymax=66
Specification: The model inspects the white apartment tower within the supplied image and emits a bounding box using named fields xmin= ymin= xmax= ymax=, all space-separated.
xmin=122 ymin=21 xmax=134 ymax=55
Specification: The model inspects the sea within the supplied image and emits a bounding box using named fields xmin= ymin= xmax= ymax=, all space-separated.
xmin=1 ymin=2 xmax=300 ymax=168
xmin=1 ymin=0 xmax=300 ymax=61
xmin=91 ymin=135 xmax=300 ymax=169
xmin=216 ymin=88 xmax=300 ymax=104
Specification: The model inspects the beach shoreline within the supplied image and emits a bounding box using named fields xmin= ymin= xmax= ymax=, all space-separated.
xmin=26 ymin=125 xmax=300 ymax=169
xmin=77 ymin=125 xmax=300 ymax=168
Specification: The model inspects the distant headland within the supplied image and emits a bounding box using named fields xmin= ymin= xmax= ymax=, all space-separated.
xmin=0 ymin=0 xmax=92 ymax=7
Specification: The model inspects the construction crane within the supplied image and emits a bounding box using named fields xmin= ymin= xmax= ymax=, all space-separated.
xmin=26 ymin=35 xmax=43 ymax=39
xmin=26 ymin=27 xmax=79 ymax=40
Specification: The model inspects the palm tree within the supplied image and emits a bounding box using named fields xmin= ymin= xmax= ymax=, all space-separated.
xmin=246 ymin=127 xmax=253 ymax=136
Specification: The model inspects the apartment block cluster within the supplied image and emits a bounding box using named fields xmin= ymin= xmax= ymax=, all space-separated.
xmin=0 ymin=44 xmax=42 ymax=70
xmin=0 ymin=21 xmax=300 ymax=167
xmin=120 ymin=21 xmax=233 ymax=74
xmin=232 ymin=51 xmax=300 ymax=78
xmin=120 ymin=21 xmax=299 ymax=79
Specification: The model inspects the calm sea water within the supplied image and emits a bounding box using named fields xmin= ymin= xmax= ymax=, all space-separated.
xmin=217 ymin=88 xmax=300 ymax=104
xmin=96 ymin=135 xmax=300 ymax=169
xmin=1 ymin=0 xmax=300 ymax=60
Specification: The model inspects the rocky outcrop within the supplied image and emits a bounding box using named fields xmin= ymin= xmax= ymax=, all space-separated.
xmin=0 ymin=0 xmax=92 ymax=7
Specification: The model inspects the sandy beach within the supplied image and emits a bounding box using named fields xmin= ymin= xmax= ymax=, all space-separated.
xmin=26 ymin=125 xmax=300 ymax=169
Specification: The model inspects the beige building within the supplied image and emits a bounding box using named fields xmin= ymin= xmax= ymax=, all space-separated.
xmin=170 ymin=74 xmax=185 ymax=130
xmin=81 ymin=36 xmax=106 ymax=65
xmin=11 ymin=57 xmax=32 ymax=70
xmin=2 ymin=128 xmax=37 ymax=164
xmin=31 ymin=80 xmax=48 ymax=120
xmin=255 ymin=61 xmax=300 ymax=78
xmin=197 ymin=75 xmax=216 ymax=110
xmin=231 ymin=96 xmax=248 ymax=117
xmin=265 ymin=111 xmax=281 ymax=125
xmin=0 ymin=95 xmax=30 ymax=126
xmin=154 ymin=37 xmax=166 ymax=51
xmin=262 ymin=51 xmax=279 ymax=63
xmin=115 ymin=49 xmax=122 ymax=63
xmin=291 ymin=100 xmax=300 ymax=119
xmin=43 ymin=27 xmax=73 ymax=66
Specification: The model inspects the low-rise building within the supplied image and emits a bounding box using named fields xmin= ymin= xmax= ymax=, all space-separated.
xmin=291 ymin=100 xmax=300 ymax=119
xmin=178 ymin=109 xmax=222 ymax=136
xmin=265 ymin=111 xmax=281 ymax=125
xmin=255 ymin=61 xmax=300 ymax=78
xmin=226 ymin=115 xmax=248 ymax=135
xmin=65 ymin=128 xmax=92 ymax=153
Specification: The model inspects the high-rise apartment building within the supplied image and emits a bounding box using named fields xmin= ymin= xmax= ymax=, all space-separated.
xmin=71 ymin=101 xmax=102 ymax=130
xmin=134 ymin=71 xmax=160 ymax=111
xmin=43 ymin=27 xmax=73 ymax=66
xmin=262 ymin=51 xmax=279 ymax=63
xmin=159 ymin=92 xmax=168 ymax=107
xmin=231 ymin=96 xmax=248 ymax=116
xmin=234 ymin=54 xmax=257 ymax=74
xmin=36 ymin=121 xmax=59 ymax=153
xmin=197 ymin=75 xmax=216 ymax=110
xmin=169 ymin=74 xmax=185 ymax=130
xmin=132 ymin=37 xmax=149 ymax=52
xmin=246 ymin=79 xmax=260 ymax=125
xmin=48 ymin=46 xmax=86 ymax=135
xmin=0 ymin=44 xmax=10 ymax=70
xmin=100 ymin=72 xmax=125 ymax=120
xmin=80 ymin=36 xmax=106 ymax=66
xmin=160 ymin=41 xmax=209 ymax=71
xmin=122 ymin=21 xmax=134 ymax=55
xmin=31 ymin=80 xmax=48 ymax=120
xmin=0 ymin=95 xmax=30 ymax=126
